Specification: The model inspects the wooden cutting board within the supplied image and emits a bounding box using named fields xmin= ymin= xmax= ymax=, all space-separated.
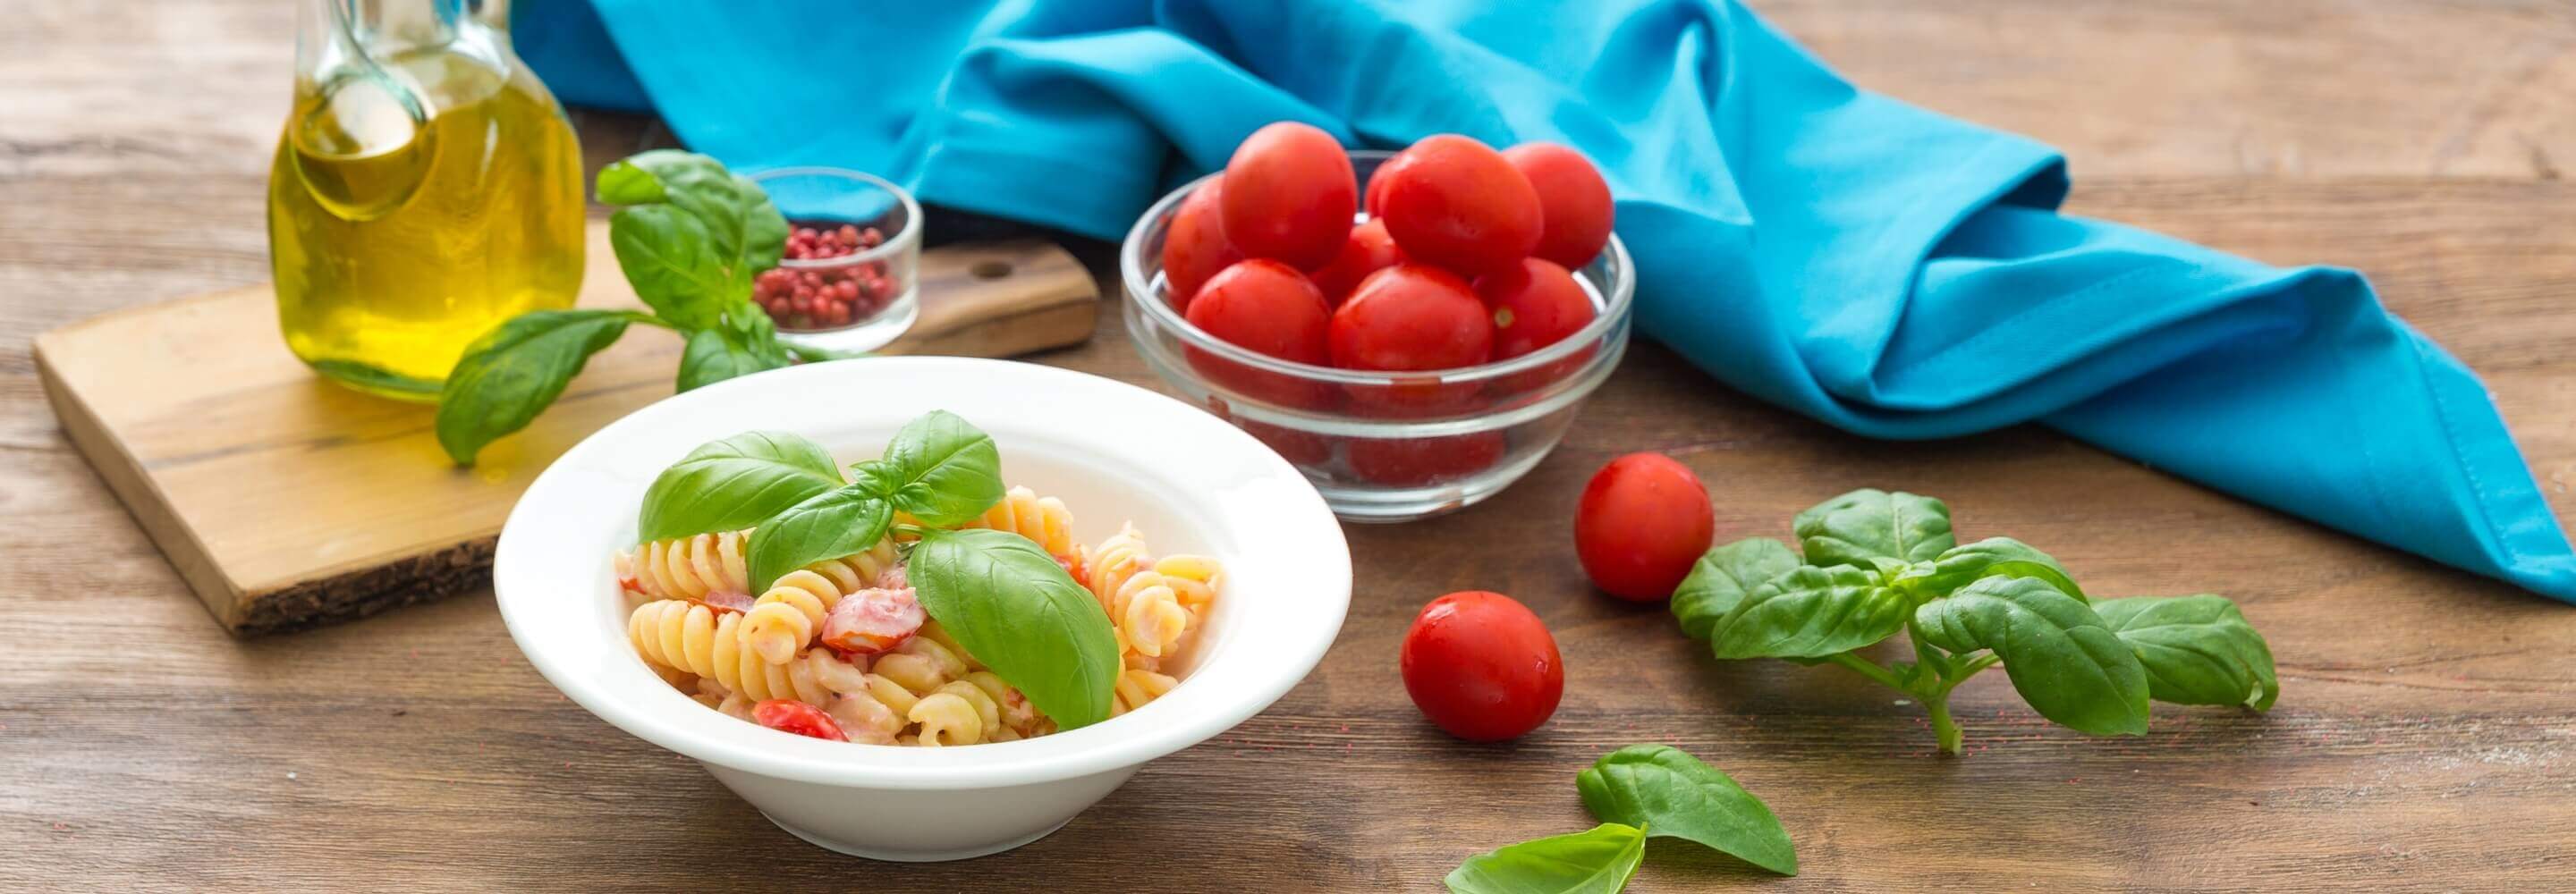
xmin=34 ymin=221 xmax=1098 ymax=635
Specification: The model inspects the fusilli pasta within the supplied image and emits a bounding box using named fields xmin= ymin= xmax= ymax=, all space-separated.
xmin=955 ymin=485 xmax=1080 ymax=558
xmin=623 ymin=484 xmax=1223 ymax=747
xmin=617 ymin=529 xmax=750 ymax=602
xmin=739 ymin=538 xmax=901 ymax=663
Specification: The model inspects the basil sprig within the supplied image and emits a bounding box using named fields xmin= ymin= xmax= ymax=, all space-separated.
xmin=636 ymin=412 xmax=1125 ymax=729
xmin=438 ymin=150 xmax=843 ymax=466
xmin=1672 ymin=488 xmax=2278 ymax=754
xmin=1447 ymin=745 xmax=1793 ymax=892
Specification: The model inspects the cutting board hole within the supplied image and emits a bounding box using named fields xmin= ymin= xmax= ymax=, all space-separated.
xmin=970 ymin=260 xmax=1013 ymax=281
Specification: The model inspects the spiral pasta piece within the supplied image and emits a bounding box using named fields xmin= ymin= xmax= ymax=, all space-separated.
xmin=736 ymin=538 xmax=903 ymax=664
xmin=1087 ymin=524 xmax=1153 ymax=614
xmin=910 ymin=691 xmax=985 ymax=746
xmin=958 ymin=485 xmax=1079 ymax=558
xmin=1111 ymin=669 xmax=1180 ymax=716
xmin=1086 ymin=525 xmax=1216 ymax=662
xmin=617 ymin=530 xmax=751 ymax=602
xmin=628 ymin=600 xmax=833 ymax=706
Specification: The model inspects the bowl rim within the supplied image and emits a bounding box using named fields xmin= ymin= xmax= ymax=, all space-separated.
xmin=495 ymin=357 xmax=1352 ymax=789
xmin=748 ymin=165 xmax=924 ymax=269
xmin=1119 ymin=148 xmax=1635 ymax=387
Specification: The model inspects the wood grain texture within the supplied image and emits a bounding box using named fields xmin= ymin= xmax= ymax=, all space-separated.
xmin=3 ymin=1 xmax=2573 ymax=891
xmin=29 ymin=222 xmax=1094 ymax=634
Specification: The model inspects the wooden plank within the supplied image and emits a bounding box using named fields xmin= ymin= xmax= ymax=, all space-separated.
xmin=29 ymin=221 xmax=1097 ymax=634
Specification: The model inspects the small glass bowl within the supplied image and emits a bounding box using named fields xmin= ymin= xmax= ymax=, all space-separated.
xmin=1121 ymin=150 xmax=1634 ymax=523
xmin=748 ymin=167 xmax=922 ymax=354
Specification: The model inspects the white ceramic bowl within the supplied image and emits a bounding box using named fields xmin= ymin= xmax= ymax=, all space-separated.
xmin=496 ymin=357 xmax=1352 ymax=861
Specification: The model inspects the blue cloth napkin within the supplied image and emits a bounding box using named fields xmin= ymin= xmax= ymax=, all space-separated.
xmin=519 ymin=0 xmax=2576 ymax=603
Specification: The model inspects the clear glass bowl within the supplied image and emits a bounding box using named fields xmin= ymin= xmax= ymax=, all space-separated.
xmin=748 ymin=167 xmax=922 ymax=354
xmin=1121 ymin=150 xmax=1634 ymax=523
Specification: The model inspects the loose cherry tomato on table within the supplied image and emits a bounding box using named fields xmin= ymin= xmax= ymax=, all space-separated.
xmin=1331 ymin=264 xmax=1491 ymax=417
xmin=1400 ymin=590 xmax=1563 ymax=742
xmin=1161 ymin=175 xmax=1242 ymax=307
xmin=1308 ymin=219 xmax=1406 ymax=308
xmin=1183 ymin=259 xmax=1336 ymax=408
xmin=752 ymin=700 xmax=849 ymax=742
xmin=1220 ymin=122 xmax=1356 ymax=270
xmin=1375 ymin=134 xmax=1543 ymax=276
xmin=1574 ymin=453 xmax=1716 ymax=602
xmin=1503 ymin=142 xmax=1614 ymax=269
xmin=1347 ymin=430 xmax=1505 ymax=487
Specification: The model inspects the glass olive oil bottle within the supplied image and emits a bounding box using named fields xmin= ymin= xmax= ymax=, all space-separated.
xmin=269 ymin=0 xmax=582 ymax=401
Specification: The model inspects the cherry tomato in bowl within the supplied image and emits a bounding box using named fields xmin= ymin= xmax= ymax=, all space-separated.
xmin=1400 ymin=590 xmax=1563 ymax=741
xmin=1160 ymin=175 xmax=1242 ymax=307
xmin=1183 ymin=259 xmax=1338 ymax=409
xmin=1375 ymin=134 xmax=1542 ymax=276
xmin=1503 ymin=142 xmax=1614 ymax=270
xmin=1331 ymin=264 xmax=1490 ymax=417
xmin=1479 ymin=257 xmax=1600 ymax=399
xmin=1347 ymin=430 xmax=1505 ymax=487
xmin=1220 ymin=122 xmax=1356 ymax=270
xmin=1574 ymin=453 xmax=1716 ymax=602
xmin=1309 ymin=219 xmax=1405 ymax=308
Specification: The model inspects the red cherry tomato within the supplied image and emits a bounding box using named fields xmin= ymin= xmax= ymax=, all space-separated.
xmin=1347 ymin=431 xmax=1505 ymax=486
xmin=1331 ymin=265 xmax=1492 ymax=417
xmin=1220 ymin=122 xmax=1356 ymax=270
xmin=1400 ymin=590 xmax=1563 ymax=741
xmin=1376 ymin=134 xmax=1542 ymax=276
xmin=1161 ymin=175 xmax=1242 ymax=308
xmin=1330 ymin=264 xmax=1490 ymax=371
xmin=1477 ymin=257 xmax=1596 ymax=359
xmin=1184 ymin=259 xmax=1337 ymax=408
xmin=1364 ymin=151 xmax=1412 ymax=220
xmin=1309 ymin=219 xmax=1406 ymax=308
xmin=1574 ymin=453 xmax=1716 ymax=602
xmin=751 ymin=700 xmax=849 ymax=741
xmin=1503 ymin=142 xmax=1614 ymax=269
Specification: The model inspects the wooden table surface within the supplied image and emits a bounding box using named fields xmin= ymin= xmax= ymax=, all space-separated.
xmin=6 ymin=2 xmax=2573 ymax=890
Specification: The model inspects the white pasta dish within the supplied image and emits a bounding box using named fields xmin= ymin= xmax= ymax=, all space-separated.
xmin=613 ymin=411 xmax=1224 ymax=747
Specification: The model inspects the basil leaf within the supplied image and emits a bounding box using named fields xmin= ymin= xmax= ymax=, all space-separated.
xmin=1894 ymin=536 xmax=2084 ymax=602
xmin=1707 ymin=565 xmax=1908 ymax=660
xmin=597 ymin=150 xmax=788 ymax=299
xmin=1445 ymin=823 xmax=1646 ymax=894
xmin=610 ymin=203 xmax=732 ymax=329
xmin=747 ymin=485 xmax=894 ymax=592
xmin=1915 ymin=577 xmax=2149 ymax=736
xmin=864 ymin=410 xmax=1005 ymax=527
xmin=2096 ymin=595 xmax=2279 ymax=711
xmin=435 ymin=309 xmax=644 ymax=465
xmin=1792 ymin=488 xmax=1953 ymax=568
xmin=675 ymin=307 xmax=793 ymax=392
xmin=1671 ymin=538 xmax=1800 ymax=641
xmin=1576 ymin=745 xmax=1796 ymax=875
xmin=909 ymin=528 xmax=1121 ymax=730
xmin=637 ymin=431 xmax=843 ymax=543
xmin=593 ymin=156 xmax=671 ymax=205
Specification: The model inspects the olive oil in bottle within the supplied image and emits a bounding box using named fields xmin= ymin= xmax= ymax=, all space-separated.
xmin=268 ymin=0 xmax=583 ymax=401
